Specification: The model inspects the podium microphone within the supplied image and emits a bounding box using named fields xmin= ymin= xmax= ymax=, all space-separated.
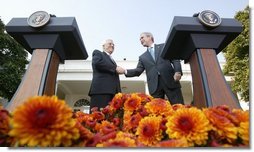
xmin=193 ymin=13 xmax=199 ymax=17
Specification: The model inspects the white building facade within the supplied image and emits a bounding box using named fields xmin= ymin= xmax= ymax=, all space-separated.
xmin=56 ymin=60 xmax=246 ymax=112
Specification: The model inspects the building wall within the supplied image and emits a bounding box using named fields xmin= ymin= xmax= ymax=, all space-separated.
xmin=56 ymin=59 xmax=239 ymax=112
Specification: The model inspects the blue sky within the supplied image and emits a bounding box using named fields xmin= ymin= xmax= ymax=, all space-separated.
xmin=0 ymin=0 xmax=249 ymax=61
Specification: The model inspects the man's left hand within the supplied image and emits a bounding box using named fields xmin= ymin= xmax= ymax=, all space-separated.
xmin=174 ymin=72 xmax=182 ymax=81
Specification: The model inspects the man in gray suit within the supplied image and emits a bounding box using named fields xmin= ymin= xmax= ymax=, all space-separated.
xmin=117 ymin=32 xmax=184 ymax=105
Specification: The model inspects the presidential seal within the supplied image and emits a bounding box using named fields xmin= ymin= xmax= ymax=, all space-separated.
xmin=198 ymin=10 xmax=221 ymax=28
xmin=27 ymin=11 xmax=50 ymax=28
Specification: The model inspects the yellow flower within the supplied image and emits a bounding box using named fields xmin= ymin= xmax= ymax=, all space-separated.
xmin=231 ymin=109 xmax=249 ymax=146
xmin=136 ymin=115 xmax=162 ymax=146
xmin=9 ymin=96 xmax=80 ymax=147
xmin=238 ymin=121 xmax=249 ymax=146
xmin=166 ymin=107 xmax=210 ymax=146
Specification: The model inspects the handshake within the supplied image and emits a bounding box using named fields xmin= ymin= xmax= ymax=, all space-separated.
xmin=116 ymin=66 xmax=126 ymax=74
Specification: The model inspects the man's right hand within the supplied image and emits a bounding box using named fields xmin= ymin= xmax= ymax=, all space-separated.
xmin=116 ymin=66 xmax=125 ymax=74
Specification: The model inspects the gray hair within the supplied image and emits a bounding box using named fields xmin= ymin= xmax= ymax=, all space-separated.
xmin=101 ymin=39 xmax=113 ymax=46
xmin=140 ymin=32 xmax=154 ymax=42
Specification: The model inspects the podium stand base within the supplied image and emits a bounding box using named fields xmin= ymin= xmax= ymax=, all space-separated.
xmin=189 ymin=48 xmax=241 ymax=109
xmin=6 ymin=49 xmax=60 ymax=112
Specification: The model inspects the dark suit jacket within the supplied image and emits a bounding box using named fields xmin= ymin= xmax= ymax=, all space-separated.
xmin=126 ymin=43 xmax=182 ymax=94
xmin=89 ymin=50 xmax=121 ymax=95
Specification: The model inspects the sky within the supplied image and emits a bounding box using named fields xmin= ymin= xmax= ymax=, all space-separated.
xmin=0 ymin=0 xmax=249 ymax=62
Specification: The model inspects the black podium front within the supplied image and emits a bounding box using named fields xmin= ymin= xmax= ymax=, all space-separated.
xmin=161 ymin=16 xmax=242 ymax=109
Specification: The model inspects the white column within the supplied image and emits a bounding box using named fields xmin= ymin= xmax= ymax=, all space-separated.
xmin=189 ymin=80 xmax=194 ymax=105
xmin=144 ymin=81 xmax=149 ymax=95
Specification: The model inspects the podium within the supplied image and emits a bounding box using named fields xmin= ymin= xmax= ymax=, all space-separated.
xmin=5 ymin=16 xmax=88 ymax=112
xmin=161 ymin=15 xmax=242 ymax=109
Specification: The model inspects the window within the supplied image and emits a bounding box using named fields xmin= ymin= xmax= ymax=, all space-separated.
xmin=74 ymin=99 xmax=90 ymax=107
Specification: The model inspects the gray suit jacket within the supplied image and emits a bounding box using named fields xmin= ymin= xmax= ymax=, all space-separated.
xmin=126 ymin=43 xmax=182 ymax=94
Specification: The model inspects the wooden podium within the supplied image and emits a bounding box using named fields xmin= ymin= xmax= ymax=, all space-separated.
xmin=5 ymin=17 xmax=88 ymax=112
xmin=161 ymin=16 xmax=243 ymax=109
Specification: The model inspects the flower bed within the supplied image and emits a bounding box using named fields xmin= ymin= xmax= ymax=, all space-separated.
xmin=0 ymin=93 xmax=249 ymax=147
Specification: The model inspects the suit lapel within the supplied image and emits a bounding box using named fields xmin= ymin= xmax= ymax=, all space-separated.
xmin=154 ymin=44 xmax=161 ymax=62
xmin=103 ymin=52 xmax=116 ymax=65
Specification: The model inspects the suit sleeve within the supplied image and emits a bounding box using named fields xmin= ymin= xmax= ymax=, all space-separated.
xmin=92 ymin=50 xmax=117 ymax=74
xmin=125 ymin=58 xmax=145 ymax=77
xmin=171 ymin=60 xmax=183 ymax=75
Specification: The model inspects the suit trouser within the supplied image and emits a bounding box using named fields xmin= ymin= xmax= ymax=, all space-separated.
xmin=151 ymin=75 xmax=184 ymax=105
xmin=89 ymin=94 xmax=114 ymax=113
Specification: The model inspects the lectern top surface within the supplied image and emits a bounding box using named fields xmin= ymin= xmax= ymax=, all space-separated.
xmin=6 ymin=17 xmax=88 ymax=60
xmin=161 ymin=16 xmax=242 ymax=61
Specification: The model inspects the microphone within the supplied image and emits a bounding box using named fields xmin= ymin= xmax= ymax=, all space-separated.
xmin=193 ymin=12 xmax=200 ymax=17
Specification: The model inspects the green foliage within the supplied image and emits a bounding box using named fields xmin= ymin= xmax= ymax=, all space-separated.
xmin=0 ymin=18 xmax=28 ymax=101
xmin=222 ymin=6 xmax=249 ymax=101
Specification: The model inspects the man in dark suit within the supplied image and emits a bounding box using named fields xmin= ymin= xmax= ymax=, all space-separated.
xmin=89 ymin=39 xmax=122 ymax=112
xmin=117 ymin=32 xmax=184 ymax=105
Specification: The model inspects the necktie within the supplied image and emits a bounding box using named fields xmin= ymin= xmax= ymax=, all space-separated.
xmin=149 ymin=47 xmax=155 ymax=60
xmin=109 ymin=55 xmax=116 ymax=64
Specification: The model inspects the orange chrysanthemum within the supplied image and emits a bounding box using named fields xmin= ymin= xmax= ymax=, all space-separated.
xmin=172 ymin=104 xmax=192 ymax=111
xmin=155 ymin=139 xmax=188 ymax=147
xmin=97 ymin=138 xmax=136 ymax=147
xmin=9 ymin=96 xmax=80 ymax=147
xmin=122 ymin=111 xmax=132 ymax=132
xmin=1 ymin=92 xmax=250 ymax=147
xmin=124 ymin=94 xmax=142 ymax=111
xmin=129 ymin=113 xmax=142 ymax=128
xmin=96 ymin=131 xmax=136 ymax=147
xmin=136 ymin=93 xmax=153 ymax=103
xmin=116 ymin=131 xmax=136 ymax=140
xmin=211 ymin=105 xmax=239 ymax=126
xmin=123 ymin=112 xmax=142 ymax=133
xmin=109 ymin=93 xmax=124 ymax=110
xmin=166 ymin=107 xmax=210 ymax=146
xmin=75 ymin=122 xmax=94 ymax=146
xmin=144 ymin=98 xmax=173 ymax=116
xmin=0 ymin=107 xmax=13 ymax=146
xmin=232 ymin=109 xmax=249 ymax=125
xmin=95 ymin=120 xmax=117 ymax=135
xmin=91 ymin=111 xmax=105 ymax=121
xmin=136 ymin=115 xmax=162 ymax=146
xmin=203 ymin=108 xmax=238 ymax=143
xmin=0 ymin=107 xmax=10 ymax=136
